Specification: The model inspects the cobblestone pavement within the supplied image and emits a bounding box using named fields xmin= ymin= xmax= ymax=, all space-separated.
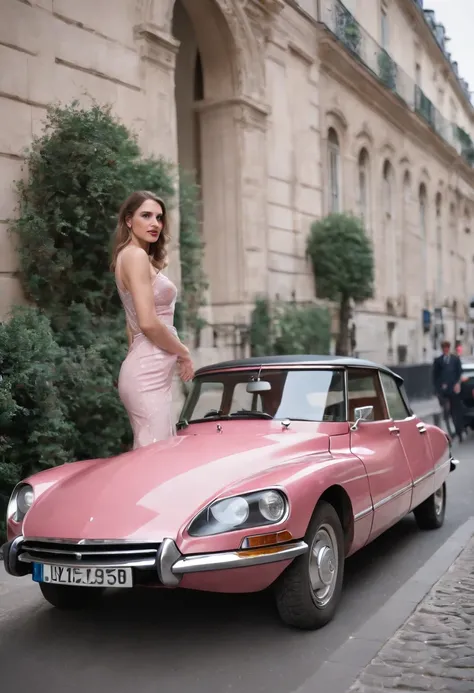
xmin=348 ymin=535 xmax=474 ymax=692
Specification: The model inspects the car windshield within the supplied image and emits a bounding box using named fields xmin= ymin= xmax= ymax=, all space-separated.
xmin=180 ymin=368 xmax=346 ymax=424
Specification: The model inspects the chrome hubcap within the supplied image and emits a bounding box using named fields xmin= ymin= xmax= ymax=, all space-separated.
xmin=434 ymin=486 xmax=444 ymax=516
xmin=309 ymin=524 xmax=339 ymax=607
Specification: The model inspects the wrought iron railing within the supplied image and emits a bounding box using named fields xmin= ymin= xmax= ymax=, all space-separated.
xmin=320 ymin=0 xmax=472 ymax=166
xmin=415 ymin=86 xmax=434 ymax=127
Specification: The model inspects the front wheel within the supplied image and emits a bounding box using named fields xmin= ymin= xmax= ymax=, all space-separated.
xmin=39 ymin=582 xmax=105 ymax=610
xmin=274 ymin=500 xmax=345 ymax=630
xmin=413 ymin=482 xmax=446 ymax=530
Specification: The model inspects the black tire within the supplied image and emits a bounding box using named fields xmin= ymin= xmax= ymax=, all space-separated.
xmin=413 ymin=482 xmax=446 ymax=530
xmin=274 ymin=500 xmax=345 ymax=630
xmin=39 ymin=582 xmax=105 ymax=610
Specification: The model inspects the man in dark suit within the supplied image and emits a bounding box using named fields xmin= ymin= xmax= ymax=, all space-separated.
xmin=432 ymin=340 xmax=464 ymax=442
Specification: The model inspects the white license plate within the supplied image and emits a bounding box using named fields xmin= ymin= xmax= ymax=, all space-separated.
xmin=33 ymin=563 xmax=133 ymax=588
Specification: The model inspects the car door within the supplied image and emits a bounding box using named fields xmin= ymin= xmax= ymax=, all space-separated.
xmin=379 ymin=372 xmax=435 ymax=510
xmin=348 ymin=368 xmax=413 ymax=540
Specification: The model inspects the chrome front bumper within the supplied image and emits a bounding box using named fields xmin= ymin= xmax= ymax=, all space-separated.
xmin=2 ymin=536 xmax=308 ymax=587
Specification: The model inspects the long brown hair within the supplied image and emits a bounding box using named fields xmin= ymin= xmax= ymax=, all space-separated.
xmin=110 ymin=190 xmax=170 ymax=272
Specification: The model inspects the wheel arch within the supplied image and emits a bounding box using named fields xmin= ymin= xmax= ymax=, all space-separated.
xmin=310 ymin=485 xmax=355 ymax=557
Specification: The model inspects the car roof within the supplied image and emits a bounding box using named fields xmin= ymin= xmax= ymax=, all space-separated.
xmin=195 ymin=354 xmax=403 ymax=381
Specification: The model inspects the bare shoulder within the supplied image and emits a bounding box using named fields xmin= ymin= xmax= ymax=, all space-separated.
xmin=121 ymin=245 xmax=150 ymax=275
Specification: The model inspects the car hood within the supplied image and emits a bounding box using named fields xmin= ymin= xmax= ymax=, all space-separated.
xmin=23 ymin=429 xmax=330 ymax=541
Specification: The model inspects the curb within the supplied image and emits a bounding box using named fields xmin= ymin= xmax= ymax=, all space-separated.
xmin=292 ymin=516 xmax=474 ymax=693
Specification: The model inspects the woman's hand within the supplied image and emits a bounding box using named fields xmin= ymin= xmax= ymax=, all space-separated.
xmin=178 ymin=354 xmax=195 ymax=382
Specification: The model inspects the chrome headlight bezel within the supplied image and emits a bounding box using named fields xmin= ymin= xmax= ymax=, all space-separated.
xmin=187 ymin=489 xmax=289 ymax=537
xmin=7 ymin=483 xmax=35 ymax=524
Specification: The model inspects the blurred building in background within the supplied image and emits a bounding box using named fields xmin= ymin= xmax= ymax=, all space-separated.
xmin=1 ymin=0 xmax=474 ymax=364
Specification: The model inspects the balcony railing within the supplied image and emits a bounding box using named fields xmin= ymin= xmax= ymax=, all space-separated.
xmin=455 ymin=126 xmax=474 ymax=166
xmin=415 ymin=86 xmax=435 ymax=127
xmin=320 ymin=0 xmax=472 ymax=166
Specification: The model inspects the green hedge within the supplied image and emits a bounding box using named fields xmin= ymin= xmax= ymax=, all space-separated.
xmin=250 ymin=297 xmax=331 ymax=356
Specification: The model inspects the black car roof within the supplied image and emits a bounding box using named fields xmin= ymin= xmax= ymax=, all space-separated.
xmin=195 ymin=354 xmax=403 ymax=381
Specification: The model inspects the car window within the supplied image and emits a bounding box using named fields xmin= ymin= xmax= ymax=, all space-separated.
xmin=187 ymin=381 xmax=225 ymax=419
xmin=180 ymin=368 xmax=346 ymax=423
xmin=270 ymin=370 xmax=345 ymax=422
xmin=347 ymin=369 xmax=387 ymax=421
xmin=462 ymin=366 xmax=474 ymax=380
xmin=380 ymin=373 xmax=410 ymax=420
xmin=230 ymin=383 xmax=262 ymax=413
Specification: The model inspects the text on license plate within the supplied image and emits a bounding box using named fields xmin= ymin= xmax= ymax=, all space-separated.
xmin=33 ymin=564 xmax=133 ymax=588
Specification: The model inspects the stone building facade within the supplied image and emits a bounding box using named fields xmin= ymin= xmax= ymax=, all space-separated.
xmin=1 ymin=0 xmax=474 ymax=365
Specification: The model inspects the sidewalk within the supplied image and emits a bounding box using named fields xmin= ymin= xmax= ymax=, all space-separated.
xmin=347 ymin=535 xmax=474 ymax=693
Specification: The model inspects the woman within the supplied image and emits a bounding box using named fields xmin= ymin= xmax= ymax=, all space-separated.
xmin=111 ymin=190 xmax=194 ymax=449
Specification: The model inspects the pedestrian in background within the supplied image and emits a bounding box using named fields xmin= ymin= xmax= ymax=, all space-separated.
xmin=432 ymin=340 xmax=464 ymax=443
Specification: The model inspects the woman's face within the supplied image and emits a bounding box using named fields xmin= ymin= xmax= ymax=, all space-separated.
xmin=127 ymin=199 xmax=164 ymax=248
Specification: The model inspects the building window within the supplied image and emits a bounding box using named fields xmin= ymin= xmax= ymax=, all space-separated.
xmin=419 ymin=184 xmax=427 ymax=236
xmin=415 ymin=62 xmax=421 ymax=87
xmin=400 ymin=170 xmax=411 ymax=296
xmin=358 ymin=148 xmax=370 ymax=230
xmin=381 ymin=7 xmax=389 ymax=49
xmin=419 ymin=183 xmax=428 ymax=302
xmin=449 ymin=202 xmax=456 ymax=302
xmin=328 ymin=128 xmax=340 ymax=213
xmin=435 ymin=192 xmax=443 ymax=303
xmin=383 ymin=159 xmax=393 ymax=217
xmin=383 ymin=160 xmax=396 ymax=295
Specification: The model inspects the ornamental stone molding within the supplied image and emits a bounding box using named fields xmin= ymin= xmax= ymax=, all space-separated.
xmin=133 ymin=23 xmax=180 ymax=71
xmin=135 ymin=0 xmax=282 ymax=105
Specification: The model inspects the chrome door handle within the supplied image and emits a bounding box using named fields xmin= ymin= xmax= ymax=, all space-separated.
xmin=388 ymin=426 xmax=400 ymax=434
xmin=416 ymin=423 xmax=427 ymax=434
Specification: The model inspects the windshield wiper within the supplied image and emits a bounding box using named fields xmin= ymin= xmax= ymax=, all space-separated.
xmin=186 ymin=414 xmax=232 ymax=425
xmin=229 ymin=410 xmax=273 ymax=420
xmin=185 ymin=411 xmax=274 ymax=425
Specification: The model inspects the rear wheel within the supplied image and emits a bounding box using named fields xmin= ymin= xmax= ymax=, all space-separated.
xmin=413 ymin=482 xmax=446 ymax=530
xmin=274 ymin=500 xmax=345 ymax=630
xmin=39 ymin=582 xmax=105 ymax=610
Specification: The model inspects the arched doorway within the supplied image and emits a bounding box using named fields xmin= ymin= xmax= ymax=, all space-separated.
xmin=171 ymin=0 xmax=257 ymax=327
xmin=136 ymin=0 xmax=271 ymax=331
xmin=172 ymin=1 xmax=204 ymax=191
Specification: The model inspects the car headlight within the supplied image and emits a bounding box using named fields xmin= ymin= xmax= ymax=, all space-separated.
xmin=7 ymin=483 xmax=35 ymax=523
xmin=188 ymin=489 xmax=288 ymax=537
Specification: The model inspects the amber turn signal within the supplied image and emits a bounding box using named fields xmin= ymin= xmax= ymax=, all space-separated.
xmin=241 ymin=530 xmax=293 ymax=550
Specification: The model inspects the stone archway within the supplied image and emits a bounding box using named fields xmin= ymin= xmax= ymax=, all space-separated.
xmin=138 ymin=0 xmax=268 ymax=103
xmin=134 ymin=0 xmax=280 ymax=324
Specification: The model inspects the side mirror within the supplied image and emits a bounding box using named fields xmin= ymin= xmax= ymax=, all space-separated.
xmin=350 ymin=405 xmax=374 ymax=431
xmin=246 ymin=380 xmax=271 ymax=393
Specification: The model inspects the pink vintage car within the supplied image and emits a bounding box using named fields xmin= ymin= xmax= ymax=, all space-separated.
xmin=3 ymin=355 xmax=458 ymax=630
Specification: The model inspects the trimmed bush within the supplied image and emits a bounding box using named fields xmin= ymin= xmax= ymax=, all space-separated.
xmin=306 ymin=213 xmax=374 ymax=355
xmin=250 ymin=297 xmax=331 ymax=356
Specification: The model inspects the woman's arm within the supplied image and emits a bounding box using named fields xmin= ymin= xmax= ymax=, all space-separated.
xmin=122 ymin=247 xmax=190 ymax=359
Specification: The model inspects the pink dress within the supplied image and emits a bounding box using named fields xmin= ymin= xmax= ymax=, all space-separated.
xmin=115 ymin=252 xmax=178 ymax=449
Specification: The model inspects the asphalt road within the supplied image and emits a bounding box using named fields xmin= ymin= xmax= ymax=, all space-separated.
xmin=1 ymin=438 xmax=473 ymax=693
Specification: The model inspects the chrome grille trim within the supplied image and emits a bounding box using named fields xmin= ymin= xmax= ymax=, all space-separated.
xmin=18 ymin=539 xmax=161 ymax=569
xmin=23 ymin=536 xmax=159 ymax=545
xmin=23 ymin=546 xmax=157 ymax=557
xmin=18 ymin=552 xmax=156 ymax=569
